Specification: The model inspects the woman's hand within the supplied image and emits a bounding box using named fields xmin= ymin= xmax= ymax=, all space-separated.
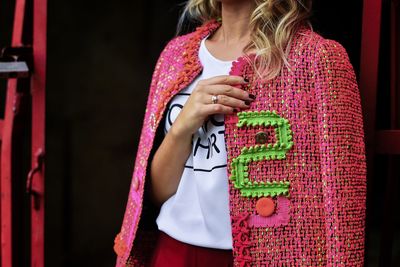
xmin=150 ymin=75 xmax=255 ymax=205
xmin=169 ymin=75 xmax=255 ymax=139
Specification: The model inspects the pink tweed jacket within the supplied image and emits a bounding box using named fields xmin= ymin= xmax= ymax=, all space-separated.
xmin=114 ymin=20 xmax=367 ymax=266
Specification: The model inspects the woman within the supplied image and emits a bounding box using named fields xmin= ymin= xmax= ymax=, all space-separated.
xmin=114 ymin=0 xmax=367 ymax=266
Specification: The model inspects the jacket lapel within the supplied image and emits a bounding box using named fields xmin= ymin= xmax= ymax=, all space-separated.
xmin=152 ymin=20 xmax=222 ymax=130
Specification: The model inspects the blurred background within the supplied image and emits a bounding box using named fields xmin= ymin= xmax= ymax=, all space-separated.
xmin=0 ymin=0 xmax=399 ymax=266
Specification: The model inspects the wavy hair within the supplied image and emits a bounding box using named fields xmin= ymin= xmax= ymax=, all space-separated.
xmin=177 ymin=0 xmax=313 ymax=80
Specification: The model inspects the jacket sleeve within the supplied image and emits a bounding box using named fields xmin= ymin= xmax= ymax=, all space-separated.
xmin=113 ymin=36 xmax=178 ymax=264
xmin=314 ymin=39 xmax=367 ymax=266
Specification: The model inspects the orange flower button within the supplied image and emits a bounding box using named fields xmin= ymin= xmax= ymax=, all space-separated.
xmin=256 ymin=197 xmax=275 ymax=217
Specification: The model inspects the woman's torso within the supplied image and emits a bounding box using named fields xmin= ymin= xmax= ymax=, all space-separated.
xmin=156 ymin=36 xmax=234 ymax=249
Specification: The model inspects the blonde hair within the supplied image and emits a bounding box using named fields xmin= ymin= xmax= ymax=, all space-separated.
xmin=177 ymin=0 xmax=313 ymax=80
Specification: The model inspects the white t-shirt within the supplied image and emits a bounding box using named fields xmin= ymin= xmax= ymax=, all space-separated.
xmin=156 ymin=36 xmax=233 ymax=249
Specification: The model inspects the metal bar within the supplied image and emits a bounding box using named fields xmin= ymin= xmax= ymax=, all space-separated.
xmin=29 ymin=0 xmax=47 ymax=265
xmin=12 ymin=0 xmax=26 ymax=46
xmin=0 ymin=79 xmax=17 ymax=267
xmin=0 ymin=62 xmax=30 ymax=78
xmin=360 ymin=1 xmax=382 ymax=146
xmin=0 ymin=0 xmax=27 ymax=265
xmin=359 ymin=0 xmax=383 ymax=263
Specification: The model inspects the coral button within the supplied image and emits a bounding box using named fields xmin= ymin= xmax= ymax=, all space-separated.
xmin=113 ymin=233 xmax=127 ymax=257
xmin=256 ymin=197 xmax=275 ymax=217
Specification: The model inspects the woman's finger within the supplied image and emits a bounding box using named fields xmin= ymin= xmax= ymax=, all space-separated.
xmin=203 ymin=93 xmax=250 ymax=109
xmin=198 ymin=75 xmax=247 ymax=86
xmin=203 ymin=84 xmax=254 ymax=101
xmin=201 ymin=104 xmax=235 ymax=116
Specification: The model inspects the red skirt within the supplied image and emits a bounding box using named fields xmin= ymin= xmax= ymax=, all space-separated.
xmin=149 ymin=231 xmax=233 ymax=267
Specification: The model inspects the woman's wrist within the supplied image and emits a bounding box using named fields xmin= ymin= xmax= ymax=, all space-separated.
xmin=168 ymin=120 xmax=193 ymax=141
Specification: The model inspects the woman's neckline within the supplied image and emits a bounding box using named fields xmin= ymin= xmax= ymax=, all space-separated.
xmin=200 ymin=36 xmax=234 ymax=65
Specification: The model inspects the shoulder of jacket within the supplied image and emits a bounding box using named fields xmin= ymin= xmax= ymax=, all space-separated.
xmin=158 ymin=29 xmax=198 ymax=58
xmin=311 ymin=33 xmax=349 ymax=61
xmin=149 ymin=31 xmax=197 ymax=80
xmin=294 ymin=27 xmax=349 ymax=59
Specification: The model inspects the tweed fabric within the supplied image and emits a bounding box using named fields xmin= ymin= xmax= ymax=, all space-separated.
xmin=114 ymin=20 xmax=367 ymax=266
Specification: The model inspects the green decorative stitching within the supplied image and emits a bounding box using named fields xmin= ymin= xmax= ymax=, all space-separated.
xmin=230 ymin=110 xmax=294 ymax=197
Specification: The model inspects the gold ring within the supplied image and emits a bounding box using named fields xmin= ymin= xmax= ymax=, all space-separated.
xmin=211 ymin=95 xmax=218 ymax=104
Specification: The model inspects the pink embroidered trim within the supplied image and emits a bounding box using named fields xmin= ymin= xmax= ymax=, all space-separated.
xmin=247 ymin=196 xmax=290 ymax=227
xmin=231 ymin=214 xmax=254 ymax=267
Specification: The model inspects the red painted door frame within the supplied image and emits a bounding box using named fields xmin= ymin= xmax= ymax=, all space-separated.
xmin=0 ymin=0 xmax=47 ymax=265
xmin=1 ymin=0 xmax=28 ymax=266
xmin=29 ymin=0 xmax=47 ymax=265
